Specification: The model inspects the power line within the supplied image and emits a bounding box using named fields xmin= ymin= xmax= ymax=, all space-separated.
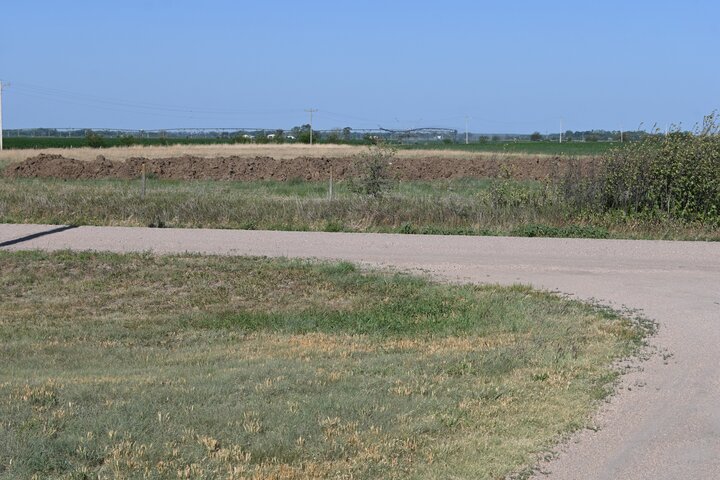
xmin=11 ymin=82 xmax=302 ymax=117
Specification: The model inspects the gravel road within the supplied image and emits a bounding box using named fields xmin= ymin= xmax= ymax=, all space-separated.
xmin=2 ymin=224 xmax=719 ymax=479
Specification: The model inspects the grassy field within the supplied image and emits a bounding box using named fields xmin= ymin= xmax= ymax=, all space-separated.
xmin=0 ymin=143 xmax=569 ymax=167
xmin=0 ymin=250 xmax=648 ymax=479
xmin=1 ymin=176 xmax=717 ymax=241
xmin=399 ymin=141 xmax=616 ymax=156
xmin=1 ymin=137 xmax=611 ymax=157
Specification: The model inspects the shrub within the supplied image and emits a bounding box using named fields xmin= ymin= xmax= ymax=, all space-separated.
xmin=602 ymin=116 xmax=719 ymax=222
xmin=118 ymin=134 xmax=136 ymax=146
xmin=348 ymin=145 xmax=396 ymax=197
xmin=560 ymin=113 xmax=720 ymax=224
xmin=85 ymin=130 xmax=105 ymax=148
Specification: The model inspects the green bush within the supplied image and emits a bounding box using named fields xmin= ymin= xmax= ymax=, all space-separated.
xmin=561 ymin=113 xmax=720 ymax=224
xmin=85 ymin=130 xmax=105 ymax=148
xmin=118 ymin=134 xmax=136 ymax=146
xmin=348 ymin=145 xmax=396 ymax=197
xmin=602 ymin=115 xmax=720 ymax=222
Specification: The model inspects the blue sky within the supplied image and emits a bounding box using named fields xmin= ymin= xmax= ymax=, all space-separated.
xmin=1 ymin=0 xmax=718 ymax=133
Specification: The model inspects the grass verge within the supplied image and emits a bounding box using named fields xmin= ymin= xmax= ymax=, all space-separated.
xmin=1 ymin=177 xmax=718 ymax=241
xmin=0 ymin=250 xmax=649 ymax=479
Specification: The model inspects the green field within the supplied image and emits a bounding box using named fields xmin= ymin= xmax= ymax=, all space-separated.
xmin=2 ymin=137 xmax=615 ymax=155
xmin=399 ymin=141 xmax=616 ymax=156
xmin=0 ymin=250 xmax=648 ymax=479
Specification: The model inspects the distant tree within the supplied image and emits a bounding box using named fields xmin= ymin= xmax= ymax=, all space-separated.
xmin=342 ymin=127 xmax=352 ymax=142
xmin=530 ymin=132 xmax=543 ymax=142
xmin=292 ymin=124 xmax=320 ymax=144
xmin=325 ymin=129 xmax=342 ymax=144
xmin=274 ymin=129 xmax=285 ymax=143
xmin=118 ymin=134 xmax=136 ymax=146
xmin=491 ymin=135 xmax=501 ymax=142
xmin=85 ymin=130 xmax=105 ymax=148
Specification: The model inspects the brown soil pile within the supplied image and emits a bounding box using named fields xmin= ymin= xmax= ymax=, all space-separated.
xmin=4 ymin=153 xmax=601 ymax=182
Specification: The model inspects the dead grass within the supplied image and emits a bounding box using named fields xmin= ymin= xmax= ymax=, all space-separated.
xmin=0 ymin=251 xmax=647 ymax=479
xmin=0 ymin=143 xmax=549 ymax=164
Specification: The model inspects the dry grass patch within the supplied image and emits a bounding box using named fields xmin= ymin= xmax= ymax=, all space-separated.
xmin=0 ymin=143 xmax=544 ymax=164
xmin=0 ymin=251 xmax=649 ymax=479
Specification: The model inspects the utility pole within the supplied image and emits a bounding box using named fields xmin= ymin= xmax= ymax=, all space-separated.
xmin=305 ymin=108 xmax=318 ymax=145
xmin=0 ymin=81 xmax=8 ymax=151
xmin=464 ymin=115 xmax=471 ymax=144
xmin=559 ymin=117 xmax=563 ymax=144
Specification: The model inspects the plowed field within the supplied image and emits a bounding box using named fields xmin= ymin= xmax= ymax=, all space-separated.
xmin=4 ymin=153 xmax=600 ymax=181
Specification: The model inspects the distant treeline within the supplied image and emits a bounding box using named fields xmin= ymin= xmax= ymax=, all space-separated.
xmin=1 ymin=126 xmax=653 ymax=152
xmin=4 ymin=127 xmax=651 ymax=143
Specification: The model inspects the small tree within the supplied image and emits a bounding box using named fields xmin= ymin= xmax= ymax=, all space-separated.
xmin=530 ymin=132 xmax=543 ymax=142
xmin=85 ymin=130 xmax=105 ymax=148
xmin=292 ymin=124 xmax=320 ymax=144
xmin=273 ymin=129 xmax=285 ymax=144
xmin=325 ymin=130 xmax=341 ymax=144
xmin=118 ymin=134 xmax=136 ymax=146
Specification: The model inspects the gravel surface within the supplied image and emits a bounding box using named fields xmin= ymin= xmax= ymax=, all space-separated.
xmin=2 ymin=224 xmax=719 ymax=479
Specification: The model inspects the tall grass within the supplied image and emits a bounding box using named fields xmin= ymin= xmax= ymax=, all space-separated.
xmin=0 ymin=177 xmax=583 ymax=236
xmin=2 ymin=175 xmax=717 ymax=239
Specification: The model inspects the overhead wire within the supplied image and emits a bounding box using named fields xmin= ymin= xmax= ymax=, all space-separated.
xmin=8 ymin=81 xmax=570 ymax=131
xmin=11 ymin=82 xmax=302 ymax=117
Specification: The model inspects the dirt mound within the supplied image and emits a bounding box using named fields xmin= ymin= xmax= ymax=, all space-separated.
xmin=4 ymin=153 xmax=601 ymax=182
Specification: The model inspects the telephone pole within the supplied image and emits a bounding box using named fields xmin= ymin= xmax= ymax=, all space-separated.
xmin=0 ymin=81 xmax=7 ymax=151
xmin=559 ymin=117 xmax=563 ymax=144
xmin=464 ymin=115 xmax=471 ymax=144
xmin=305 ymin=108 xmax=318 ymax=145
